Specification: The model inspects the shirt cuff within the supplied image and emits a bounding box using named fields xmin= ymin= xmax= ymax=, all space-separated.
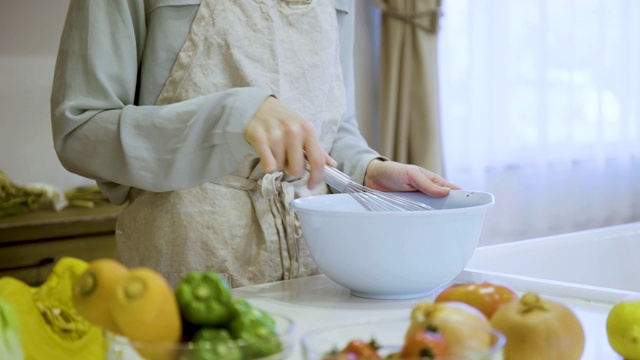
xmin=224 ymin=87 xmax=273 ymax=164
xmin=351 ymin=156 xmax=388 ymax=186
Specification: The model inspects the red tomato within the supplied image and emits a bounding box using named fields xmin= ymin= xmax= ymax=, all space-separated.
xmin=341 ymin=339 xmax=380 ymax=359
xmin=435 ymin=282 xmax=518 ymax=319
xmin=400 ymin=330 xmax=448 ymax=359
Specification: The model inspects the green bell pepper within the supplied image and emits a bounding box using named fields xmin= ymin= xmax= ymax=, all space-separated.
xmin=235 ymin=323 xmax=282 ymax=359
xmin=228 ymin=299 xmax=282 ymax=359
xmin=176 ymin=272 xmax=233 ymax=326
xmin=229 ymin=299 xmax=276 ymax=333
xmin=189 ymin=327 xmax=241 ymax=360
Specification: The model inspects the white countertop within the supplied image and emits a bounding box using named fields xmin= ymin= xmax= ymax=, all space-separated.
xmin=233 ymin=274 xmax=621 ymax=360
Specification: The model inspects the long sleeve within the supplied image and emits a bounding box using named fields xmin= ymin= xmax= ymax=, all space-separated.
xmin=330 ymin=0 xmax=382 ymax=185
xmin=50 ymin=0 xmax=271 ymax=204
xmin=51 ymin=0 xmax=376 ymax=206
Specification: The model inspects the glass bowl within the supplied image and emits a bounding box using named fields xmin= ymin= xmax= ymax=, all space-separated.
xmin=104 ymin=313 xmax=294 ymax=360
xmin=301 ymin=317 xmax=505 ymax=360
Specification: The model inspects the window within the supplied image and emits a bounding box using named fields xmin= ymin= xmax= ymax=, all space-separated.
xmin=438 ymin=0 xmax=640 ymax=244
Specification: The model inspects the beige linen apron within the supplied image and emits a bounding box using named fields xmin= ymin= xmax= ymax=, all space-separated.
xmin=115 ymin=0 xmax=347 ymax=287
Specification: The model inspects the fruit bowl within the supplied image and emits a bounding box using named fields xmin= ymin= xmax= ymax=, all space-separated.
xmin=290 ymin=190 xmax=494 ymax=299
xmin=104 ymin=313 xmax=294 ymax=360
xmin=301 ymin=317 xmax=505 ymax=360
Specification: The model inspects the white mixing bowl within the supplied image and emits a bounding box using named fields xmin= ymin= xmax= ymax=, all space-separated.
xmin=290 ymin=190 xmax=494 ymax=299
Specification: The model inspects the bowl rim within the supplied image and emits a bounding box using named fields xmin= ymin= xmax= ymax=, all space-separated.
xmin=290 ymin=190 xmax=495 ymax=216
xmin=300 ymin=316 xmax=506 ymax=358
xmin=104 ymin=312 xmax=295 ymax=350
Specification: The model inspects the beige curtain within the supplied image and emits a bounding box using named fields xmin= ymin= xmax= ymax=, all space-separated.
xmin=375 ymin=0 xmax=444 ymax=175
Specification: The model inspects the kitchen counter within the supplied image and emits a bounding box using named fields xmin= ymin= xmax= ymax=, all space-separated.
xmin=233 ymin=274 xmax=621 ymax=360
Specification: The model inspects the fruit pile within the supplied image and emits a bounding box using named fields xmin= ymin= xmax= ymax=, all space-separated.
xmin=326 ymin=282 xmax=587 ymax=360
xmin=72 ymin=258 xmax=283 ymax=360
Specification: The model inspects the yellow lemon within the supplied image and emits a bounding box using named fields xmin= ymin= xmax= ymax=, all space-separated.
xmin=607 ymin=299 xmax=640 ymax=360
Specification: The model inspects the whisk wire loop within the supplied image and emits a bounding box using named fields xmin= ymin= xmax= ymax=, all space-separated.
xmin=320 ymin=165 xmax=434 ymax=212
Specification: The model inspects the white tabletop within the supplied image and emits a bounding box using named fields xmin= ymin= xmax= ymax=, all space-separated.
xmin=233 ymin=274 xmax=621 ymax=360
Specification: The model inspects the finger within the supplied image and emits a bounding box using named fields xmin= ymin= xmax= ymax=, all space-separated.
xmin=411 ymin=176 xmax=451 ymax=197
xmin=325 ymin=154 xmax=337 ymax=167
xmin=271 ymin=144 xmax=286 ymax=172
xmin=284 ymin=139 xmax=305 ymax=176
xmin=254 ymin=142 xmax=278 ymax=174
xmin=421 ymin=169 xmax=461 ymax=190
xmin=405 ymin=168 xmax=452 ymax=197
xmin=421 ymin=183 xmax=452 ymax=198
xmin=442 ymin=180 xmax=461 ymax=190
xmin=303 ymin=142 xmax=326 ymax=189
xmin=247 ymin=127 xmax=280 ymax=173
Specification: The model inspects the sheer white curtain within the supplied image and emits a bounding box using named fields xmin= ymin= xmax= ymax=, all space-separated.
xmin=438 ymin=0 xmax=640 ymax=245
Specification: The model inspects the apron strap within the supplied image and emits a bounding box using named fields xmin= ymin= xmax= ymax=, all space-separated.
xmin=211 ymin=173 xmax=303 ymax=280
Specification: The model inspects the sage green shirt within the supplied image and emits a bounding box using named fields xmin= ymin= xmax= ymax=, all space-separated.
xmin=51 ymin=0 xmax=379 ymax=204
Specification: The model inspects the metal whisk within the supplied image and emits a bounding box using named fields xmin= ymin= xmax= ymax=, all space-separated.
xmin=318 ymin=164 xmax=434 ymax=212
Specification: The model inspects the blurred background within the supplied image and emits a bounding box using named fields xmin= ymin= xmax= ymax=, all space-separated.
xmin=1 ymin=0 xmax=638 ymax=245
xmin=437 ymin=0 xmax=640 ymax=244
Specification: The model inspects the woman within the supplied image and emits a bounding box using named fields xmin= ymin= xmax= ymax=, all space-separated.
xmin=51 ymin=0 xmax=458 ymax=287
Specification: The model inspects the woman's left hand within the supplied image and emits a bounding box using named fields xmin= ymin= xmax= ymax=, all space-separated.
xmin=364 ymin=159 xmax=460 ymax=198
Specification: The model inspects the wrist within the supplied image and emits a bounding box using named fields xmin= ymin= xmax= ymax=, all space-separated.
xmin=364 ymin=157 xmax=387 ymax=186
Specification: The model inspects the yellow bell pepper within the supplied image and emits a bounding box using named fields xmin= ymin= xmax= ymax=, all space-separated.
xmin=0 ymin=257 xmax=105 ymax=360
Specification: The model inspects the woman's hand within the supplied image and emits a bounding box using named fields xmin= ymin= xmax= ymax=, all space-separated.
xmin=245 ymin=97 xmax=334 ymax=188
xmin=364 ymin=159 xmax=460 ymax=197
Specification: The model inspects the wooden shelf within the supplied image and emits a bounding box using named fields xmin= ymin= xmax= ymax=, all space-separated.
xmin=0 ymin=202 xmax=124 ymax=244
xmin=0 ymin=202 xmax=124 ymax=285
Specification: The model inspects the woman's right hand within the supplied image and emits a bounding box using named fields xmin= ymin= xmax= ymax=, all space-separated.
xmin=245 ymin=97 xmax=334 ymax=189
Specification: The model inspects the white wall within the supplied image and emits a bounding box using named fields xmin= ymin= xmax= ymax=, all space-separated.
xmin=0 ymin=0 xmax=379 ymax=191
xmin=0 ymin=0 xmax=90 ymax=190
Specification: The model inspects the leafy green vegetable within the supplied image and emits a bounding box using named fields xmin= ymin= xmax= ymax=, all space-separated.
xmin=0 ymin=171 xmax=46 ymax=218
xmin=0 ymin=171 xmax=109 ymax=218
xmin=64 ymin=186 xmax=108 ymax=208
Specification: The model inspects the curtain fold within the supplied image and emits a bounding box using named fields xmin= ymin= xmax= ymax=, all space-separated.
xmin=376 ymin=0 xmax=444 ymax=175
